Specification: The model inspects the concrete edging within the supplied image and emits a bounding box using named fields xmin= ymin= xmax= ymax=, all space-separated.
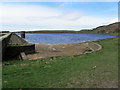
xmin=84 ymin=42 xmax=102 ymax=54
xmin=0 ymin=33 xmax=12 ymax=41
xmin=91 ymin=42 xmax=102 ymax=51
xmin=0 ymin=33 xmax=12 ymax=61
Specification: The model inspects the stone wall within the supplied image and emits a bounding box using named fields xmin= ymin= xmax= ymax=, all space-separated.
xmin=5 ymin=44 xmax=35 ymax=60
xmin=0 ymin=33 xmax=12 ymax=61
xmin=1 ymin=33 xmax=35 ymax=61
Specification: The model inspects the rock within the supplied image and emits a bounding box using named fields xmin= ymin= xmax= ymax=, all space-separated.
xmin=20 ymin=52 xmax=28 ymax=60
xmin=62 ymin=47 xmax=65 ymax=48
xmin=52 ymin=48 xmax=56 ymax=51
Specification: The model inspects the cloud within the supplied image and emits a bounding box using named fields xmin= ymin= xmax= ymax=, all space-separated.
xmin=59 ymin=2 xmax=79 ymax=7
xmin=0 ymin=4 xmax=60 ymax=23
xmin=0 ymin=3 xmax=118 ymax=31
xmin=61 ymin=12 xmax=83 ymax=21
xmin=109 ymin=18 xmax=118 ymax=23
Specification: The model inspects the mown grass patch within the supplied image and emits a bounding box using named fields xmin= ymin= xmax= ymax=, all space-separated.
xmin=2 ymin=38 xmax=118 ymax=88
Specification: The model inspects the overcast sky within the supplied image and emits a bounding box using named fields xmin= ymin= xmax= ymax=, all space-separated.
xmin=0 ymin=2 xmax=118 ymax=31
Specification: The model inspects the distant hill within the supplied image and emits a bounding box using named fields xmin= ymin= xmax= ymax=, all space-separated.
xmin=25 ymin=30 xmax=79 ymax=33
xmin=92 ymin=22 xmax=120 ymax=33
xmin=14 ymin=22 xmax=119 ymax=34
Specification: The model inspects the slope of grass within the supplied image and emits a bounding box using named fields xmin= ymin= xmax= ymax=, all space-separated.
xmin=2 ymin=38 xmax=118 ymax=88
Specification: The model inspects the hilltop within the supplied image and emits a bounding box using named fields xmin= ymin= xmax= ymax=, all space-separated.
xmin=92 ymin=22 xmax=119 ymax=33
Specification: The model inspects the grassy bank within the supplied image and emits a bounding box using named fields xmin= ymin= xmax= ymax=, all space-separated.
xmin=2 ymin=38 xmax=118 ymax=88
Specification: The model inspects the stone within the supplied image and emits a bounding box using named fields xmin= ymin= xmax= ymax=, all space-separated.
xmin=20 ymin=52 xmax=28 ymax=60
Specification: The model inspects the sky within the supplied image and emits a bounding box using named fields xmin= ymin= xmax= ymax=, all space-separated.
xmin=0 ymin=2 xmax=118 ymax=31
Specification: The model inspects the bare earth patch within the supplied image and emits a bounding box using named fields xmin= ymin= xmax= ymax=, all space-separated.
xmin=26 ymin=42 xmax=92 ymax=60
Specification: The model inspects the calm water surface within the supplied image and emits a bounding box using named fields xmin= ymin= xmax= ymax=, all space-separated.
xmin=19 ymin=33 xmax=116 ymax=44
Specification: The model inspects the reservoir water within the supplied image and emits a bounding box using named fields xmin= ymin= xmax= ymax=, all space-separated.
xmin=18 ymin=33 xmax=116 ymax=44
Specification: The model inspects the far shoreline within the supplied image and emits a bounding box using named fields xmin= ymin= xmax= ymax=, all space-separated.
xmin=16 ymin=31 xmax=118 ymax=36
